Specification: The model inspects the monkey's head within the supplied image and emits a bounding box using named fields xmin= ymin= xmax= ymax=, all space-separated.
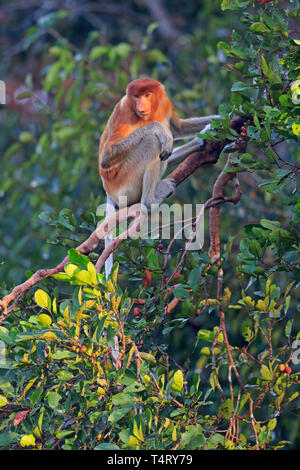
xmin=126 ymin=78 xmax=163 ymax=120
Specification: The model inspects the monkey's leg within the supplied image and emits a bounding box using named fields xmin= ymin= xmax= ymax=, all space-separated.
xmin=167 ymin=137 xmax=204 ymax=167
xmin=167 ymin=123 xmax=211 ymax=167
xmin=172 ymin=115 xmax=220 ymax=139
xmin=141 ymin=155 xmax=162 ymax=211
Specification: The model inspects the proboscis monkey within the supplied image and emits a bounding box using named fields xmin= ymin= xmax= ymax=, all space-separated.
xmin=98 ymin=78 xmax=219 ymax=277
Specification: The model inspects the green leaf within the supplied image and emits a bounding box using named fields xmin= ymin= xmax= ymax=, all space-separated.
xmin=209 ymin=371 xmax=219 ymax=391
xmin=52 ymin=350 xmax=75 ymax=360
xmin=52 ymin=273 xmax=70 ymax=281
xmin=111 ymin=393 xmax=133 ymax=406
xmin=139 ymin=352 xmax=156 ymax=364
xmin=0 ymin=326 xmax=13 ymax=345
xmin=56 ymin=371 xmax=74 ymax=381
xmin=261 ymin=56 xmax=269 ymax=76
xmin=15 ymin=332 xmax=41 ymax=342
xmin=4 ymin=143 xmax=21 ymax=159
xmin=148 ymin=49 xmax=169 ymax=63
xmin=221 ymin=0 xmax=249 ymax=10
xmin=173 ymin=287 xmax=189 ymax=298
xmin=224 ymin=166 xmax=246 ymax=173
xmin=181 ymin=425 xmax=205 ymax=449
xmin=75 ymin=270 xmax=92 ymax=284
xmin=95 ymin=316 xmax=107 ymax=343
xmin=197 ymin=329 xmax=214 ymax=342
xmin=113 ymin=43 xmax=132 ymax=59
xmin=30 ymin=387 xmax=43 ymax=405
xmin=38 ymin=11 xmax=69 ymax=28
xmin=265 ymin=147 xmax=277 ymax=164
xmin=89 ymin=46 xmax=109 ymax=61
xmin=68 ymin=249 xmax=89 ymax=268
xmin=19 ymin=132 xmax=34 ymax=143
xmin=286 ymin=392 xmax=299 ymax=405
xmin=171 ymin=369 xmax=184 ymax=392
xmin=268 ymin=418 xmax=277 ymax=431
xmin=0 ymin=432 xmax=20 ymax=448
xmin=44 ymin=62 xmax=61 ymax=92
xmin=108 ymin=405 xmax=132 ymax=424
xmin=217 ymin=398 xmax=233 ymax=419
xmin=250 ymin=22 xmax=270 ymax=33
xmin=56 ymin=430 xmax=75 ymax=439
xmin=34 ymin=289 xmax=51 ymax=311
xmin=231 ymin=81 xmax=251 ymax=92
xmin=188 ymin=268 xmax=201 ymax=290
xmin=240 ymin=153 xmax=255 ymax=164
xmin=36 ymin=314 xmax=52 ymax=327
xmin=0 ymin=395 xmax=8 ymax=407
xmin=124 ymin=382 xmax=145 ymax=394
xmin=47 ymin=392 xmax=62 ymax=409
xmin=208 ymin=433 xmax=225 ymax=446
xmin=218 ymin=41 xmax=233 ymax=56
xmin=285 ymin=319 xmax=293 ymax=338
xmin=147 ymin=22 xmax=159 ymax=35
xmin=16 ymin=91 xmax=33 ymax=100
xmin=260 ymin=219 xmax=280 ymax=230
xmin=94 ymin=443 xmax=120 ymax=450
xmin=260 ymin=364 xmax=273 ymax=381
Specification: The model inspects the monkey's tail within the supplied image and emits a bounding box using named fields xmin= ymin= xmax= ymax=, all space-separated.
xmin=104 ymin=235 xmax=114 ymax=279
xmin=104 ymin=196 xmax=120 ymax=365
xmin=104 ymin=195 xmax=116 ymax=279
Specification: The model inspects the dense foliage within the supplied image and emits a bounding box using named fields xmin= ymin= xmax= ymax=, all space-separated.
xmin=0 ymin=0 xmax=299 ymax=450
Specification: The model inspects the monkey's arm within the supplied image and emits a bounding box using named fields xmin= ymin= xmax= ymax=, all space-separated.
xmin=101 ymin=121 xmax=171 ymax=170
xmin=170 ymin=115 xmax=219 ymax=140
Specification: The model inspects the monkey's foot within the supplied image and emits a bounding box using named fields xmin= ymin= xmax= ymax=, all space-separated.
xmin=155 ymin=178 xmax=176 ymax=205
xmin=191 ymin=136 xmax=206 ymax=151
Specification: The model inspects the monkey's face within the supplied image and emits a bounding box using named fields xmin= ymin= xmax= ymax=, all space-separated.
xmin=132 ymin=92 xmax=153 ymax=120
xmin=127 ymin=78 xmax=162 ymax=120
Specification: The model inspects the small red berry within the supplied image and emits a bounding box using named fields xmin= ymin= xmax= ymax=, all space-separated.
xmin=142 ymin=269 xmax=152 ymax=287
xmin=174 ymin=272 xmax=181 ymax=280
xmin=158 ymin=243 xmax=164 ymax=250
xmin=285 ymin=365 xmax=292 ymax=374
xmin=133 ymin=307 xmax=141 ymax=317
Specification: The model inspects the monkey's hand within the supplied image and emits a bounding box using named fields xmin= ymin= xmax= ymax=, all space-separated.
xmin=154 ymin=129 xmax=173 ymax=161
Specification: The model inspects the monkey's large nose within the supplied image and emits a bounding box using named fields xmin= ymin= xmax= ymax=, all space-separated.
xmin=137 ymin=105 xmax=146 ymax=113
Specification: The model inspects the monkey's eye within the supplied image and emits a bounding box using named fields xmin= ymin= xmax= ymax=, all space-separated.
xmin=133 ymin=94 xmax=139 ymax=99
xmin=144 ymin=93 xmax=151 ymax=98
